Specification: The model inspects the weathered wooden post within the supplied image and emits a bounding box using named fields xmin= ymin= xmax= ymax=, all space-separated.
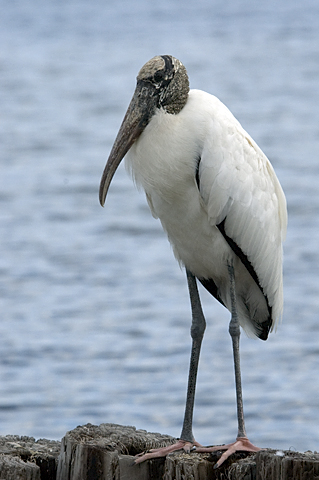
xmin=56 ymin=423 xmax=257 ymax=480
xmin=57 ymin=423 xmax=319 ymax=480
xmin=1 ymin=424 xmax=319 ymax=479
xmin=0 ymin=435 xmax=60 ymax=480
xmin=256 ymin=449 xmax=319 ymax=479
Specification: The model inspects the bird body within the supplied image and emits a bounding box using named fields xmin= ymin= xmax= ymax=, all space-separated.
xmin=126 ymin=88 xmax=287 ymax=339
xmin=99 ymin=55 xmax=287 ymax=466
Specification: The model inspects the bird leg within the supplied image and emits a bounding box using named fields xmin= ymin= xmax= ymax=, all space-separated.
xmin=228 ymin=260 xmax=246 ymax=439
xmin=180 ymin=269 xmax=206 ymax=443
xmin=195 ymin=261 xmax=262 ymax=467
xmin=134 ymin=269 xmax=206 ymax=464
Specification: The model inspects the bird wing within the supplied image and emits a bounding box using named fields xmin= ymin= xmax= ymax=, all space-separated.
xmin=198 ymin=96 xmax=287 ymax=323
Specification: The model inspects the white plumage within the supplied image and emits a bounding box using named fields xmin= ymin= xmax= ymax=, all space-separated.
xmin=126 ymin=89 xmax=287 ymax=338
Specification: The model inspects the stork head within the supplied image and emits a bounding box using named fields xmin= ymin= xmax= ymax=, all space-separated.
xmin=99 ymin=55 xmax=189 ymax=206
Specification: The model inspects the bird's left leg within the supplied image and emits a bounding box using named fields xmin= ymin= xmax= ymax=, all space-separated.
xmin=134 ymin=269 xmax=205 ymax=464
xmin=195 ymin=261 xmax=262 ymax=467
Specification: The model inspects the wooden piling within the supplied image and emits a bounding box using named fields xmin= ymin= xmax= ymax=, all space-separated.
xmin=57 ymin=423 xmax=319 ymax=480
xmin=57 ymin=422 xmax=252 ymax=479
xmin=0 ymin=434 xmax=60 ymax=480
xmin=1 ymin=424 xmax=319 ymax=479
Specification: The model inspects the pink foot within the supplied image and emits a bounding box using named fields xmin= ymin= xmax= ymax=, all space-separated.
xmin=134 ymin=439 xmax=203 ymax=464
xmin=195 ymin=437 xmax=263 ymax=468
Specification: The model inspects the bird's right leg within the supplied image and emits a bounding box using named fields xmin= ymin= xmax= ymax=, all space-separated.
xmin=195 ymin=261 xmax=262 ymax=467
xmin=134 ymin=269 xmax=206 ymax=463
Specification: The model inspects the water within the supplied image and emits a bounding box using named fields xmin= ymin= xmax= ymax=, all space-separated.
xmin=1 ymin=0 xmax=319 ymax=453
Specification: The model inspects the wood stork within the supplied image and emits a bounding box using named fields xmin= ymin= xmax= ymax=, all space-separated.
xmin=99 ymin=55 xmax=287 ymax=467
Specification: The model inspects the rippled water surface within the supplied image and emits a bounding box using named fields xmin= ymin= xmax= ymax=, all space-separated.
xmin=1 ymin=0 xmax=319 ymax=453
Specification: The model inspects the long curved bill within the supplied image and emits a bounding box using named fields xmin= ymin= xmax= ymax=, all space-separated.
xmin=99 ymin=81 xmax=157 ymax=206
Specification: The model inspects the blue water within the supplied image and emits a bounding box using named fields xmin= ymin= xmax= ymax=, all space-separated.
xmin=1 ymin=0 xmax=319 ymax=453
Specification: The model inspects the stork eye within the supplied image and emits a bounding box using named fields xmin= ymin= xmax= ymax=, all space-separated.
xmin=154 ymin=71 xmax=164 ymax=83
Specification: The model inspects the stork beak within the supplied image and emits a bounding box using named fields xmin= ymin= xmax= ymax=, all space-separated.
xmin=99 ymin=81 xmax=158 ymax=206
